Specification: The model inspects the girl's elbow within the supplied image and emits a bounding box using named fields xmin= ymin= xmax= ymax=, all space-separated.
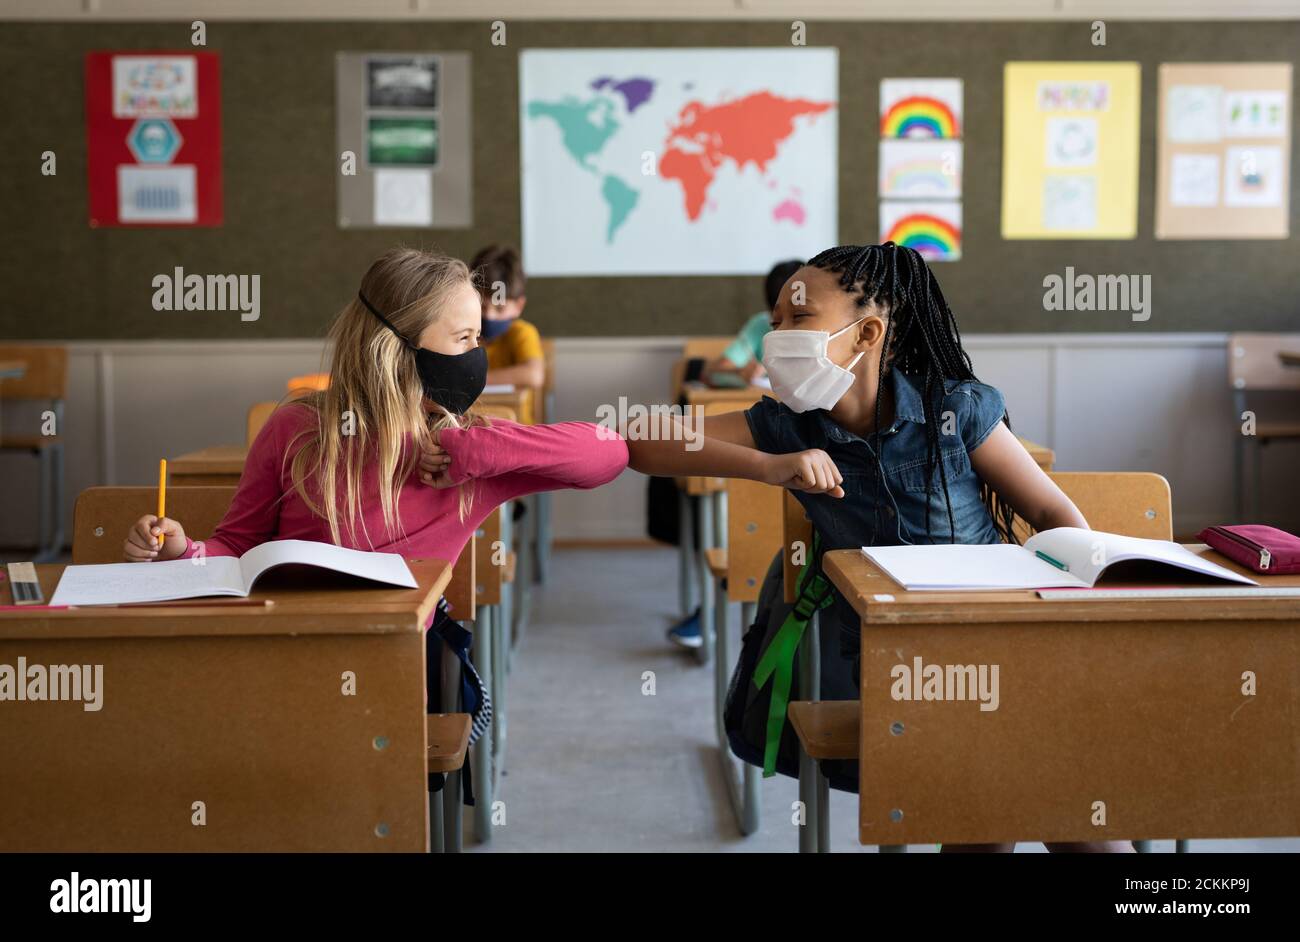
xmin=588 ymin=439 xmax=629 ymax=488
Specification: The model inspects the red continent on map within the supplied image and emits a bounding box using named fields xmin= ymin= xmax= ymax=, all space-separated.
xmin=659 ymin=91 xmax=833 ymax=221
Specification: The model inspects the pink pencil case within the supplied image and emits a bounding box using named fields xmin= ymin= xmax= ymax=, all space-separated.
xmin=1197 ymin=525 xmax=1300 ymax=575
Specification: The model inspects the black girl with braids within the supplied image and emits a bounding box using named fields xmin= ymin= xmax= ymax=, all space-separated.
xmin=628 ymin=241 xmax=1134 ymax=852
xmin=803 ymin=241 xmax=1019 ymax=546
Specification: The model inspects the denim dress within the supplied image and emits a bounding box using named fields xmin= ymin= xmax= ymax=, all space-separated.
xmin=744 ymin=368 xmax=1008 ymax=661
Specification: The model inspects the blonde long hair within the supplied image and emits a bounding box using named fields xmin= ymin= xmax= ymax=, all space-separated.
xmin=288 ymin=247 xmax=484 ymax=548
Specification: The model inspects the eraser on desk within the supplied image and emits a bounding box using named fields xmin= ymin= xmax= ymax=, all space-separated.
xmin=873 ymin=593 xmax=895 ymax=602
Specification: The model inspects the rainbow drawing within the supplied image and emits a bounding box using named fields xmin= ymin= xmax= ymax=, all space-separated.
xmin=879 ymin=141 xmax=961 ymax=198
xmin=881 ymin=95 xmax=960 ymax=139
xmin=880 ymin=201 xmax=962 ymax=261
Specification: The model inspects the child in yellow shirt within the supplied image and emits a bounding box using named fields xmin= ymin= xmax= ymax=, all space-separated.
xmin=471 ymin=245 xmax=545 ymax=410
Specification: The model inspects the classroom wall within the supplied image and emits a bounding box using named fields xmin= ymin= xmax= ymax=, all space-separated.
xmin=1 ymin=18 xmax=1299 ymax=341
xmin=3 ymin=333 xmax=1298 ymax=552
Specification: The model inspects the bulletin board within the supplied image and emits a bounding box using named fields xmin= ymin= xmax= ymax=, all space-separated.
xmin=335 ymin=51 xmax=473 ymax=228
xmin=1156 ymin=63 xmax=1292 ymax=240
xmin=1001 ymin=62 xmax=1142 ymax=240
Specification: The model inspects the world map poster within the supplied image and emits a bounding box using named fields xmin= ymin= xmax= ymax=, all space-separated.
xmin=519 ymin=48 xmax=838 ymax=275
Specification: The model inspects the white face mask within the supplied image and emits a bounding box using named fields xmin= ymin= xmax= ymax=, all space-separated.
xmin=761 ymin=316 xmax=868 ymax=413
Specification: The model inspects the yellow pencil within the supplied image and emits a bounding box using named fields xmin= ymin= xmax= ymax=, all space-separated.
xmin=156 ymin=459 xmax=167 ymax=547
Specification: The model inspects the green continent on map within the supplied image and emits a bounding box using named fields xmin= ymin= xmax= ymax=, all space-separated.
xmin=526 ymin=96 xmax=620 ymax=169
xmin=600 ymin=175 xmax=639 ymax=243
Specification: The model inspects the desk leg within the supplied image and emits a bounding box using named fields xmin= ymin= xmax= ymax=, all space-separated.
xmin=430 ymin=785 xmax=444 ymax=853
xmin=715 ymin=591 xmax=760 ymax=835
xmin=441 ymin=636 xmax=463 ymax=853
xmin=535 ymin=490 xmax=552 ymax=584
xmin=1135 ymin=840 xmax=1153 ymax=853
xmin=816 ymin=769 xmax=830 ymax=853
xmin=512 ymin=501 xmax=531 ymax=659
xmin=500 ymin=507 xmax=515 ymax=679
xmin=1176 ymin=839 xmax=1189 ymax=853
xmin=696 ymin=494 xmax=716 ymax=666
xmin=797 ymin=610 xmax=821 ymax=854
xmin=678 ymin=489 xmax=697 ymax=615
xmin=472 ymin=608 xmax=493 ymax=845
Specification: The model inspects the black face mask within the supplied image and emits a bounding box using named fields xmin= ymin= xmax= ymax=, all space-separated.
xmin=358 ymin=291 xmax=487 ymax=416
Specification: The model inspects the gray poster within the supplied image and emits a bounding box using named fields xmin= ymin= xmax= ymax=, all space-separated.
xmin=336 ymin=51 xmax=471 ymax=228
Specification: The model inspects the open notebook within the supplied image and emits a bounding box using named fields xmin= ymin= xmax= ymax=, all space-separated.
xmin=862 ymin=527 xmax=1258 ymax=592
xmin=50 ymin=540 xmax=418 ymax=607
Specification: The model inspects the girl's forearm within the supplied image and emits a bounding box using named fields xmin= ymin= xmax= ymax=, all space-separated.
xmin=626 ymin=432 xmax=770 ymax=482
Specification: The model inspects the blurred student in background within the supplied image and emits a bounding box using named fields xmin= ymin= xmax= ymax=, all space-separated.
xmin=661 ymin=257 xmax=803 ymax=649
xmin=472 ymin=244 xmax=544 ymax=422
xmin=701 ymin=258 xmax=803 ymax=389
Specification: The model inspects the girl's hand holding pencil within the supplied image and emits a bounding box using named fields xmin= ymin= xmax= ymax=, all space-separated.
xmin=124 ymin=515 xmax=188 ymax=562
xmin=124 ymin=459 xmax=188 ymax=561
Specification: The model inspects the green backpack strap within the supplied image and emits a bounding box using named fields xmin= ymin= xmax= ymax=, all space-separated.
xmin=751 ymin=531 xmax=834 ymax=777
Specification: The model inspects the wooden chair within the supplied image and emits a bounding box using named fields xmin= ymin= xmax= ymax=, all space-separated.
xmin=788 ymin=470 xmax=1175 ymax=852
xmin=702 ymin=408 xmax=784 ymax=835
xmin=0 ymin=345 xmax=68 ymax=561
xmin=1227 ymin=333 xmax=1300 ymax=520
xmin=287 ymin=373 xmax=330 ymax=395
xmin=247 ymin=401 xmax=279 ymax=446
xmin=72 ymin=486 xmax=237 ymax=564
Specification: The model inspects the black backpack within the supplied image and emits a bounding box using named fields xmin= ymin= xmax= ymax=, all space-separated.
xmin=723 ymin=545 xmax=860 ymax=793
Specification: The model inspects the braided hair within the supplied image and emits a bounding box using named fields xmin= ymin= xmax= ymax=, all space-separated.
xmin=805 ymin=241 xmax=1018 ymax=545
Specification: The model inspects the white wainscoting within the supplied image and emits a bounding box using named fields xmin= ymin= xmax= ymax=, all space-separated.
xmin=2 ymin=333 xmax=1297 ymax=551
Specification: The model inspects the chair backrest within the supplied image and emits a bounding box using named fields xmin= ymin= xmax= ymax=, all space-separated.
xmin=782 ymin=491 xmax=814 ymax=603
xmin=1228 ymin=333 xmax=1300 ymax=392
xmin=443 ymin=536 xmax=476 ymax=622
xmin=725 ymin=476 xmax=784 ymax=603
xmin=247 ymin=401 xmax=279 ymax=446
xmin=540 ymin=338 xmax=556 ymax=393
xmin=1045 ymin=471 xmax=1173 ymax=540
xmin=0 ymin=345 xmax=68 ymax=401
xmin=72 ymin=486 xmax=237 ymax=564
xmin=783 ymin=471 xmax=1173 ymax=600
xmin=682 ymin=337 xmax=732 ymax=361
xmin=287 ymin=373 xmax=330 ymax=395
xmin=475 ymin=404 xmax=518 ymax=423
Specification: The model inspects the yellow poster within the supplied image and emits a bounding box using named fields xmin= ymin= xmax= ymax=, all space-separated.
xmin=1001 ymin=62 xmax=1141 ymax=239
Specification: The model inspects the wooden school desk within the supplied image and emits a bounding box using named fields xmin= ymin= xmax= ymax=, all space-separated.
xmin=168 ymin=445 xmax=247 ymax=487
xmin=0 ymin=559 xmax=452 ymax=852
xmin=820 ymin=547 xmax=1300 ymax=847
xmin=0 ymin=358 xmax=27 ymax=441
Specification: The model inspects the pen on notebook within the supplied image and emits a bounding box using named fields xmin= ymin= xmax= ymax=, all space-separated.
xmin=114 ymin=599 xmax=275 ymax=609
xmin=1035 ymin=550 xmax=1069 ymax=572
xmin=156 ymin=458 xmax=167 ymax=548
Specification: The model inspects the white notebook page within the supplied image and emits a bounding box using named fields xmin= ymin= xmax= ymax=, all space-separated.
xmin=50 ymin=556 xmax=245 ymax=606
xmin=862 ymin=543 xmax=1086 ymax=591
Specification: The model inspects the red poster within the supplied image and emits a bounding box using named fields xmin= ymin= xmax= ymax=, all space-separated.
xmin=85 ymin=51 xmax=222 ymax=227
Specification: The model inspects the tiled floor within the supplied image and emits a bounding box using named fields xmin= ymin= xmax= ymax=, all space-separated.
xmin=468 ymin=546 xmax=1300 ymax=853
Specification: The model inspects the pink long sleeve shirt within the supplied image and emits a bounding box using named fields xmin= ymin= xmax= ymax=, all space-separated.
xmin=177 ymin=403 xmax=628 ymax=567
